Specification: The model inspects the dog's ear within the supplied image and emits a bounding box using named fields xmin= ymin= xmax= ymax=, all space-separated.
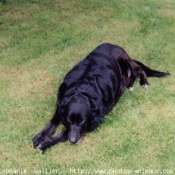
xmin=57 ymin=83 xmax=67 ymax=101
xmin=90 ymin=99 xmax=104 ymax=117
xmin=91 ymin=107 xmax=103 ymax=117
xmin=89 ymin=103 xmax=104 ymax=130
xmin=57 ymin=82 xmax=70 ymax=113
xmin=88 ymin=112 xmax=103 ymax=131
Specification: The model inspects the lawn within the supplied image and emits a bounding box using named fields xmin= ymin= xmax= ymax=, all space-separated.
xmin=0 ymin=0 xmax=175 ymax=174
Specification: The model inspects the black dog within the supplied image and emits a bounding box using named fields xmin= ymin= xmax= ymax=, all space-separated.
xmin=32 ymin=43 xmax=169 ymax=153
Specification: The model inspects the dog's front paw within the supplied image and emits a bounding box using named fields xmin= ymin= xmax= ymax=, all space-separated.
xmin=32 ymin=133 xmax=46 ymax=148
xmin=37 ymin=139 xmax=53 ymax=154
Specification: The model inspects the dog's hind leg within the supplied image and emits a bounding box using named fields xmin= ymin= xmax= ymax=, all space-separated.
xmin=37 ymin=130 xmax=68 ymax=153
xmin=127 ymin=60 xmax=149 ymax=88
xmin=32 ymin=107 xmax=60 ymax=148
xmin=138 ymin=70 xmax=149 ymax=88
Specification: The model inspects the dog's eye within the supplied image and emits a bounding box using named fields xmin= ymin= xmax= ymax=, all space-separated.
xmin=80 ymin=119 xmax=86 ymax=124
xmin=67 ymin=118 xmax=72 ymax=123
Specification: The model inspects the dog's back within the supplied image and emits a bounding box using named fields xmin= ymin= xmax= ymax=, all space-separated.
xmin=62 ymin=45 xmax=124 ymax=115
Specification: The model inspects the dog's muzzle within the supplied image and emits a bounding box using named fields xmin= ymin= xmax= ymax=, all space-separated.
xmin=68 ymin=124 xmax=82 ymax=144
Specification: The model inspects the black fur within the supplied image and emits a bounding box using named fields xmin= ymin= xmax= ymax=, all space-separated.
xmin=0 ymin=0 xmax=6 ymax=5
xmin=32 ymin=43 xmax=169 ymax=153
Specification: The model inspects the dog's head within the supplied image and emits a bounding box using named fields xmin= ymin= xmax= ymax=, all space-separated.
xmin=60 ymin=103 xmax=91 ymax=144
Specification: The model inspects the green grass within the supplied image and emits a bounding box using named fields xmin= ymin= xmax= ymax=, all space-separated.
xmin=0 ymin=0 xmax=175 ymax=174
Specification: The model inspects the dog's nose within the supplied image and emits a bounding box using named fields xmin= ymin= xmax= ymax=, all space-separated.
xmin=69 ymin=136 xmax=77 ymax=144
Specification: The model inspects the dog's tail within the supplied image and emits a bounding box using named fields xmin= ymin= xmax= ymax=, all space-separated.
xmin=133 ymin=60 xmax=170 ymax=77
